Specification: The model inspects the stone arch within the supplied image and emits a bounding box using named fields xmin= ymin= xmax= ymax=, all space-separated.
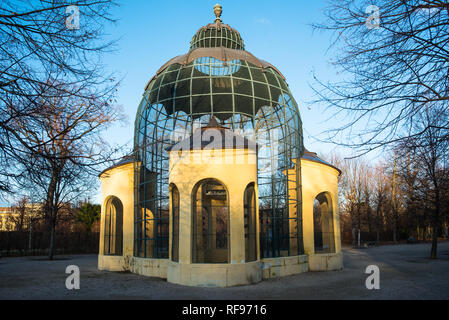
xmin=313 ymin=192 xmax=335 ymax=253
xmin=191 ymin=178 xmax=230 ymax=263
xmin=244 ymin=182 xmax=257 ymax=262
xmin=103 ymin=196 xmax=123 ymax=256
xmin=170 ymin=183 xmax=180 ymax=262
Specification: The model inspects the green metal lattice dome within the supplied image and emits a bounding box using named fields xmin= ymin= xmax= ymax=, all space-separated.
xmin=190 ymin=4 xmax=244 ymax=50
xmin=140 ymin=4 xmax=299 ymax=124
xmin=134 ymin=4 xmax=304 ymax=259
xmin=190 ymin=23 xmax=245 ymax=50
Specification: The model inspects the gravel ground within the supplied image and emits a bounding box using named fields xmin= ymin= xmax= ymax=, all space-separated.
xmin=0 ymin=242 xmax=448 ymax=300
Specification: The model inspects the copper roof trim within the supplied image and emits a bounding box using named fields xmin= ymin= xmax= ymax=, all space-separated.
xmin=145 ymin=47 xmax=286 ymax=90
xmin=301 ymin=149 xmax=342 ymax=175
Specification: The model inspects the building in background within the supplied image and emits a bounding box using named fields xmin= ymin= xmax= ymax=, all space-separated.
xmin=0 ymin=207 xmax=13 ymax=231
xmin=0 ymin=206 xmax=31 ymax=231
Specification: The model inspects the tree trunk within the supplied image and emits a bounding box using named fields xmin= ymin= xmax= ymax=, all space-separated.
xmin=430 ymin=195 xmax=440 ymax=259
xmin=357 ymin=229 xmax=361 ymax=248
xmin=49 ymin=217 xmax=56 ymax=260
xmin=375 ymin=205 xmax=382 ymax=244
xmin=28 ymin=221 xmax=32 ymax=253
xmin=352 ymin=227 xmax=356 ymax=247
xmin=430 ymin=224 xmax=438 ymax=259
xmin=46 ymin=166 xmax=60 ymax=261
xmin=393 ymin=211 xmax=398 ymax=242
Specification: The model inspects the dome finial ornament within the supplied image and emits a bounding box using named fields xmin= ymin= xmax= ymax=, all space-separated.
xmin=214 ymin=4 xmax=223 ymax=23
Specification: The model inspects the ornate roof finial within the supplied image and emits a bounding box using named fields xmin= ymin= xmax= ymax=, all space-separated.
xmin=214 ymin=4 xmax=222 ymax=24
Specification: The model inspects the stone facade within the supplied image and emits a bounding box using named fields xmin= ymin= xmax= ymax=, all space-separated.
xmin=98 ymin=149 xmax=343 ymax=287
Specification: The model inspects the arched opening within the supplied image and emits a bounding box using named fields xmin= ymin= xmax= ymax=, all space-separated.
xmin=104 ymin=197 xmax=123 ymax=256
xmin=192 ymin=179 xmax=229 ymax=263
xmin=313 ymin=193 xmax=335 ymax=253
xmin=171 ymin=184 xmax=180 ymax=262
xmin=244 ymin=183 xmax=257 ymax=262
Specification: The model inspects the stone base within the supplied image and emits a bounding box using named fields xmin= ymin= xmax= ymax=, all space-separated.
xmin=167 ymin=261 xmax=262 ymax=287
xmin=98 ymin=255 xmax=128 ymax=272
xmin=129 ymin=257 xmax=168 ymax=278
xmin=308 ymin=252 xmax=343 ymax=271
xmin=261 ymin=255 xmax=309 ymax=279
xmin=98 ymin=253 xmax=341 ymax=287
xmin=98 ymin=255 xmax=168 ymax=278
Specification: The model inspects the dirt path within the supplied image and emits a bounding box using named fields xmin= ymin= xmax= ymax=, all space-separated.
xmin=1 ymin=242 xmax=448 ymax=300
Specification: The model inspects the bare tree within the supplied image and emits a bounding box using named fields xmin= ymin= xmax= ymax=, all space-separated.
xmin=335 ymin=156 xmax=372 ymax=247
xmin=312 ymin=0 xmax=449 ymax=155
xmin=334 ymin=133 xmax=449 ymax=253
xmin=394 ymin=142 xmax=422 ymax=240
xmin=0 ymin=0 xmax=119 ymax=193
xmin=397 ymin=105 xmax=449 ymax=258
xmin=390 ymin=152 xmax=401 ymax=242
xmin=9 ymin=196 xmax=29 ymax=232
xmin=0 ymin=0 xmax=122 ymax=259
xmin=11 ymin=83 xmax=120 ymax=259
xmin=373 ymin=164 xmax=388 ymax=243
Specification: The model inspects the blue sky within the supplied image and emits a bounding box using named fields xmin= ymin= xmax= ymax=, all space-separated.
xmin=101 ymin=0 xmax=351 ymax=157
xmin=3 ymin=0 xmax=372 ymax=206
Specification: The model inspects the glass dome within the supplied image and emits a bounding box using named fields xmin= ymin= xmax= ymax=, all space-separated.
xmin=190 ymin=23 xmax=245 ymax=50
xmin=134 ymin=6 xmax=304 ymax=260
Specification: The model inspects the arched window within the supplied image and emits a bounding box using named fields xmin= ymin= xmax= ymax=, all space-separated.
xmin=192 ymin=179 xmax=229 ymax=263
xmin=171 ymin=184 xmax=180 ymax=262
xmin=244 ymin=183 xmax=257 ymax=262
xmin=313 ymin=193 xmax=335 ymax=253
xmin=104 ymin=197 xmax=123 ymax=256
